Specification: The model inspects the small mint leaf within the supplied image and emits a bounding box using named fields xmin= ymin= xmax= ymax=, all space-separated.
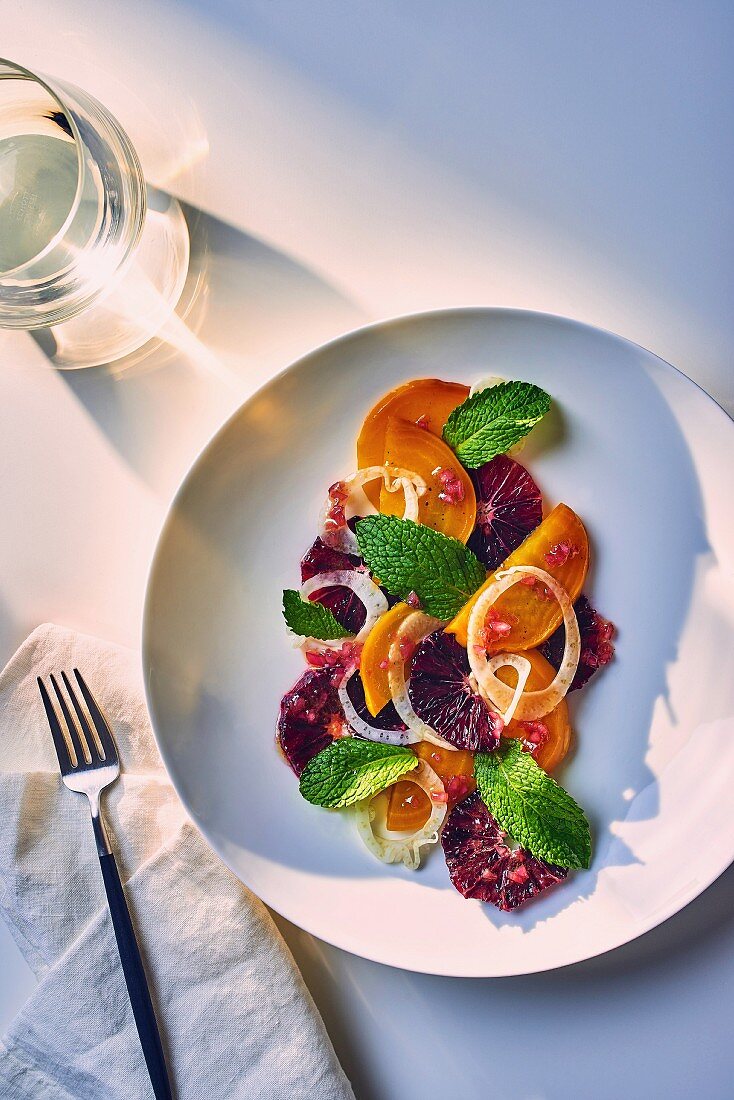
xmin=299 ymin=738 xmax=418 ymax=808
xmin=355 ymin=515 xmax=486 ymax=620
xmin=282 ymin=590 xmax=351 ymax=640
xmin=474 ymin=741 xmax=592 ymax=869
xmin=443 ymin=381 xmax=551 ymax=468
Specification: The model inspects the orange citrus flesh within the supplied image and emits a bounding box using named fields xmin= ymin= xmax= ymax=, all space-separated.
xmin=386 ymin=743 xmax=475 ymax=831
xmin=496 ymin=649 xmax=572 ymax=773
xmin=378 ymin=417 xmax=476 ymax=542
xmin=360 ymin=601 xmax=413 ymax=716
xmin=357 ymin=378 xmax=469 ymax=508
xmin=446 ymin=503 xmax=588 ymax=648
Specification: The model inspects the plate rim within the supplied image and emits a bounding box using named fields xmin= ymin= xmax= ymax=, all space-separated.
xmin=142 ymin=305 xmax=734 ymax=976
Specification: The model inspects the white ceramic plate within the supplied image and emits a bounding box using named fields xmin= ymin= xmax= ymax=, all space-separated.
xmin=143 ymin=308 xmax=734 ymax=977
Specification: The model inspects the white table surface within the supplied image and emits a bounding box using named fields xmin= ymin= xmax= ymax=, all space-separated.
xmin=2 ymin=2 xmax=733 ymax=1097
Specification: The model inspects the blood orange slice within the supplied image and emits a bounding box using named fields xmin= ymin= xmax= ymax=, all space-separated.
xmin=540 ymin=594 xmax=615 ymax=691
xmin=344 ymin=670 xmax=407 ymax=734
xmin=300 ymin=536 xmax=366 ymax=634
xmin=408 ymin=630 xmax=502 ymax=752
xmin=441 ymin=792 xmax=567 ymax=911
xmin=467 ymin=455 xmax=543 ymax=570
xmin=277 ymin=669 xmax=345 ymax=776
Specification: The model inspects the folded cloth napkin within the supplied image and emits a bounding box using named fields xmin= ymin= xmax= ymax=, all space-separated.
xmin=0 ymin=625 xmax=354 ymax=1100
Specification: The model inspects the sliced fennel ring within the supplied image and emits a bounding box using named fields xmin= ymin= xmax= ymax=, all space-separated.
xmin=338 ymin=667 xmax=420 ymax=747
xmin=387 ymin=611 xmax=458 ymax=751
xmin=487 ymin=651 xmax=532 ymax=725
xmin=318 ymin=465 xmax=427 ymax=554
xmin=355 ymin=759 xmax=447 ymax=869
xmin=300 ymin=570 xmax=388 ymax=643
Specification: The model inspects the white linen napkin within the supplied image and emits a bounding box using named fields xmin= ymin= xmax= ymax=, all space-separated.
xmin=0 ymin=625 xmax=354 ymax=1100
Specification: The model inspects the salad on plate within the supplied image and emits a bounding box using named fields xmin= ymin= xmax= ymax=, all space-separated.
xmin=277 ymin=377 xmax=615 ymax=912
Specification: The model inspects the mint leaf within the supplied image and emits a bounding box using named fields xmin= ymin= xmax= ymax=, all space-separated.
xmin=356 ymin=515 xmax=486 ymax=620
xmin=474 ymin=741 xmax=592 ymax=869
xmin=299 ymin=738 xmax=418 ymax=808
xmin=282 ymin=590 xmax=351 ymax=640
xmin=443 ymin=381 xmax=551 ymax=468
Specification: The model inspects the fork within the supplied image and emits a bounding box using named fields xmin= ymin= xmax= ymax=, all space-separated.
xmin=37 ymin=669 xmax=173 ymax=1100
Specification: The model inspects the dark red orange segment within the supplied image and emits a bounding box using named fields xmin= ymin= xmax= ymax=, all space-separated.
xmin=467 ymin=455 xmax=542 ymax=570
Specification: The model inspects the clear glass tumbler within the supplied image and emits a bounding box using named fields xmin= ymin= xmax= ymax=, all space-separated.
xmin=0 ymin=58 xmax=189 ymax=368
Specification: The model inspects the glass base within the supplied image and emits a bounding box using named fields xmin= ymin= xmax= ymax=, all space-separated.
xmin=36 ymin=187 xmax=189 ymax=369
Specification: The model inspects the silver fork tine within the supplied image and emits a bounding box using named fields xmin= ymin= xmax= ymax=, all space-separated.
xmin=62 ymin=670 xmax=105 ymax=761
xmin=37 ymin=677 xmax=76 ymax=770
xmin=72 ymin=668 xmax=116 ymax=763
xmin=50 ymin=673 xmax=92 ymax=765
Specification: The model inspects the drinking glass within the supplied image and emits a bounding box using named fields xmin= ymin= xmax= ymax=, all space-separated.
xmin=0 ymin=58 xmax=189 ymax=368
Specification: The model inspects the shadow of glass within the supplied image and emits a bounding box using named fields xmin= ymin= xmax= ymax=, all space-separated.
xmin=34 ymin=198 xmax=366 ymax=496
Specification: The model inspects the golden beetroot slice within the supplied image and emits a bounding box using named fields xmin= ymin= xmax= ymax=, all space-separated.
xmin=379 ymin=417 xmax=476 ymax=543
xmin=360 ymin=601 xmax=414 ymax=716
xmin=414 ymin=741 xmax=476 ymax=802
xmin=386 ymin=742 xmax=475 ymax=831
xmin=446 ymin=503 xmax=588 ymax=648
xmin=385 ymin=780 xmax=432 ymax=832
xmin=357 ymin=378 xmax=469 ymax=508
xmin=498 ymin=649 xmax=572 ymax=773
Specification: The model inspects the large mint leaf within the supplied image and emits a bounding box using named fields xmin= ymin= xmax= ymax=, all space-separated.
xmin=355 ymin=515 xmax=486 ymax=620
xmin=282 ymin=590 xmax=351 ymax=640
xmin=443 ymin=381 xmax=551 ymax=468
xmin=474 ymin=741 xmax=592 ymax=869
xmin=299 ymin=738 xmax=418 ymax=808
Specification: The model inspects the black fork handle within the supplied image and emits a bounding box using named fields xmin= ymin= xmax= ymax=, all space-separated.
xmin=99 ymin=850 xmax=173 ymax=1100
